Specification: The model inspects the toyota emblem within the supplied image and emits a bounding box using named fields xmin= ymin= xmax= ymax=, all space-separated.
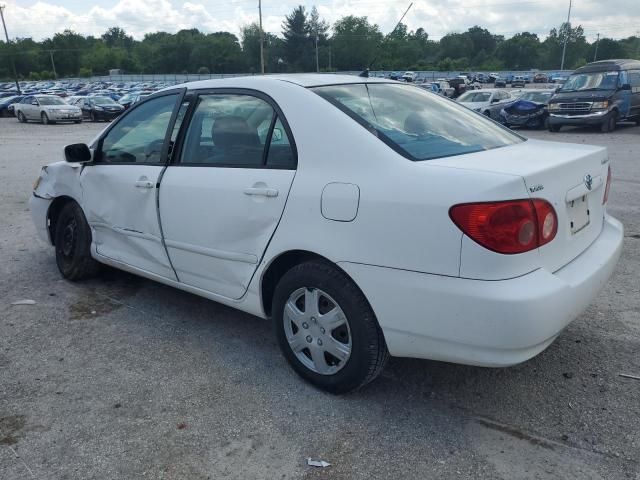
xmin=584 ymin=174 xmax=593 ymax=191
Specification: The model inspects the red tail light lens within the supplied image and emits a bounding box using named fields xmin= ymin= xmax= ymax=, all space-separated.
xmin=449 ymin=199 xmax=557 ymax=254
xmin=603 ymin=165 xmax=612 ymax=205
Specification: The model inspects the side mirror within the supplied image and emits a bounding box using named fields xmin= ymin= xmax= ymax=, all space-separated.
xmin=620 ymin=83 xmax=632 ymax=91
xmin=555 ymin=86 xmax=561 ymax=93
xmin=31 ymin=99 xmax=38 ymax=105
xmin=491 ymin=98 xmax=500 ymax=103
xmin=64 ymin=143 xmax=92 ymax=163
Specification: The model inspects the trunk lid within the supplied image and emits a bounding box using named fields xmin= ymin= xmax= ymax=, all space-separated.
xmin=430 ymin=139 xmax=608 ymax=273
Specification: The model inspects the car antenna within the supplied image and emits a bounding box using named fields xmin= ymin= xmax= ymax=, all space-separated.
xmin=358 ymin=2 xmax=413 ymax=78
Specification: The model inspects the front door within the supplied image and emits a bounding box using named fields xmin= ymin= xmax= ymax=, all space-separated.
xmin=159 ymin=92 xmax=297 ymax=299
xmin=80 ymin=91 xmax=184 ymax=279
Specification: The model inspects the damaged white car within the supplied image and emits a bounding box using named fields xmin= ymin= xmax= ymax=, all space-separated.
xmin=30 ymin=75 xmax=623 ymax=393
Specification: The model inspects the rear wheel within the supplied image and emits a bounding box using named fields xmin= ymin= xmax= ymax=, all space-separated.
xmin=548 ymin=123 xmax=561 ymax=132
xmin=54 ymin=202 xmax=101 ymax=281
xmin=17 ymin=111 xmax=26 ymax=123
xmin=273 ymin=261 xmax=388 ymax=394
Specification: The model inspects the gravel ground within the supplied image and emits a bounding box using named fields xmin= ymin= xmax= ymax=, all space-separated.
xmin=1 ymin=117 xmax=639 ymax=480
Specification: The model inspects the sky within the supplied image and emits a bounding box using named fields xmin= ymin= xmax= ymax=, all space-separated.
xmin=2 ymin=0 xmax=639 ymax=42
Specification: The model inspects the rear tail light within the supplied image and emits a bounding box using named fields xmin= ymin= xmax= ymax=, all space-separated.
xmin=603 ymin=165 xmax=612 ymax=205
xmin=449 ymin=199 xmax=557 ymax=254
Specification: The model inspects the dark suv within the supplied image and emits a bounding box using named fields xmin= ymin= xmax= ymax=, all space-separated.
xmin=547 ymin=59 xmax=640 ymax=132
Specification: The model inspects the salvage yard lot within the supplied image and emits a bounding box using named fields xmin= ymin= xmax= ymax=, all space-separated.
xmin=1 ymin=118 xmax=639 ymax=479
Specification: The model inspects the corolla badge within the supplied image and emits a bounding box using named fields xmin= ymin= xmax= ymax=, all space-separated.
xmin=584 ymin=174 xmax=593 ymax=190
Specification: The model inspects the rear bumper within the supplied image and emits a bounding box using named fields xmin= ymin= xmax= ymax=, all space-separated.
xmin=29 ymin=194 xmax=53 ymax=244
xmin=338 ymin=215 xmax=623 ymax=367
xmin=549 ymin=110 xmax=608 ymax=126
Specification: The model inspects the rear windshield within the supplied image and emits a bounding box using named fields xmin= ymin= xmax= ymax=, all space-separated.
xmin=312 ymin=83 xmax=522 ymax=161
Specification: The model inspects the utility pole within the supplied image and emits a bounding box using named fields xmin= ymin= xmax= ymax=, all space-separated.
xmin=0 ymin=4 xmax=21 ymax=94
xmin=328 ymin=46 xmax=332 ymax=71
xmin=258 ymin=0 xmax=265 ymax=74
xmin=560 ymin=0 xmax=572 ymax=71
xmin=593 ymin=33 xmax=600 ymax=62
xmin=48 ymin=49 xmax=57 ymax=78
xmin=315 ymin=33 xmax=319 ymax=72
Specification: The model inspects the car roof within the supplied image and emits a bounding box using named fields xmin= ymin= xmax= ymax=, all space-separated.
xmin=178 ymin=74 xmax=393 ymax=91
xmin=575 ymin=59 xmax=640 ymax=73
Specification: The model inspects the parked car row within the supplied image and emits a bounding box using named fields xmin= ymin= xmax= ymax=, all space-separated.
xmin=0 ymin=79 xmax=174 ymax=124
xmin=454 ymin=60 xmax=640 ymax=133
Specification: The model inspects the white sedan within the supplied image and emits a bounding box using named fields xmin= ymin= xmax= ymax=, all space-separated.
xmin=29 ymin=75 xmax=623 ymax=393
xmin=457 ymin=88 xmax=514 ymax=115
xmin=15 ymin=94 xmax=82 ymax=124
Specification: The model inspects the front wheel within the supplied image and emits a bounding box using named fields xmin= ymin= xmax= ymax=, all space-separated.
xmin=273 ymin=261 xmax=388 ymax=394
xmin=54 ymin=202 xmax=101 ymax=281
xmin=548 ymin=123 xmax=561 ymax=132
xmin=17 ymin=111 xmax=26 ymax=123
xmin=41 ymin=112 xmax=52 ymax=125
xmin=601 ymin=112 xmax=617 ymax=133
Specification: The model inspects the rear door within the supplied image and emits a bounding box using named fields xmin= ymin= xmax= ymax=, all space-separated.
xmin=80 ymin=90 xmax=185 ymax=279
xmin=159 ymin=90 xmax=297 ymax=299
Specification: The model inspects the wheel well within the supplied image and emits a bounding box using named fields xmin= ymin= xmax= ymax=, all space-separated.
xmin=47 ymin=196 xmax=76 ymax=245
xmin=261 ymin=250 xmax=331 ymax=317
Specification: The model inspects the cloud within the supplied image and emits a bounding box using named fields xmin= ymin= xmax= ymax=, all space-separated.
xmin=2 ymin=0 xmax=639 ymax=42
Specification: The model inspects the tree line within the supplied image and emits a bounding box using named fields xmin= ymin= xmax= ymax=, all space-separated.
xmin=1 ymin=5 xmax=639 ymax=80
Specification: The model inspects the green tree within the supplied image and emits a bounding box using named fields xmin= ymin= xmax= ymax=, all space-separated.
xmin=282 ymin=5 xmax=311 ymax=71
xmin=331 ymin=15 xmax=382 ymax=70
xmin=496 ymin=32 xmax=541 ymax=69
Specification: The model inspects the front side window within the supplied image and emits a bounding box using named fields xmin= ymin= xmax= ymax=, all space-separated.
xmin=99 ymin=94 xmax=178 ymax=164
xmin=313 ymin=83 xmax=522 ymax=162
xmin=180 ymin=93 xmax=295 ymax=168
xmin=627 ymin=70 xmax=640 ymax=88
xmin=561 ymin=71 xmax=620 ymax=92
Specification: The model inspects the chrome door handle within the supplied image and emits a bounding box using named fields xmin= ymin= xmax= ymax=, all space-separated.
xmin=135 ymin=180 xmax=154 ymax=189
xmin=243 ymin=187 xmax=279 ymax=197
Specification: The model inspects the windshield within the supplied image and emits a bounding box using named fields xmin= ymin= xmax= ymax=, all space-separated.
xmin=520 ymin=92 xmax=553 ymax=103
xmin=457 ymin=92 xmax=491 ymax=103
xmin=37 ymin=96 xmax=66 ymax=105
xmin=91 ymin=96 xmax=117 ymax=105
xmin=312 ymin=83 xmax=522 ymax=162
xmin=561 ymin=71 xmax=619 ymax=92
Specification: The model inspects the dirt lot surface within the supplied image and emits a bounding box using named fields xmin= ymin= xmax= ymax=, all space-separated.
xmin=1 ymin=117 xmax=639 ymax=479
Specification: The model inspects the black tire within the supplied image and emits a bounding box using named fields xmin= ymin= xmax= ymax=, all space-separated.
xmin=74 ymin=119 xmax=82 ymax=124
xmin=542 ymin=116 xmax=550 ymax=130
xmin=272 ymin=260 xmax=389 ymax=394
xmin=54 ymin=202 xmax=101 ymax=281
xmin=601 ymin=112 xmax=617 ymax=133
xmin=17 ymin=111 xmax=26 ymax=123
xmin=549 ymin=123 xmax=561 ymax=132
xmin=41 ymin=112 xmax=50 ymax=125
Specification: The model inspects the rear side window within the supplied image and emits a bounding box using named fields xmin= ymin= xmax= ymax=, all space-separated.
xmin=628 ymin=70 xmax=640 ymax=88
xmin=179 ymin=93 xmax=296 ymax=169
xmin=313 ymin=83 xmax=522 ymax=161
